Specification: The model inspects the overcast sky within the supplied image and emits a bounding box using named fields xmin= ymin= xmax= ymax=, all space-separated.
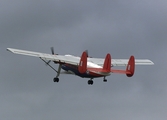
xmin=0 ymin=0 xmax=167 ymax=120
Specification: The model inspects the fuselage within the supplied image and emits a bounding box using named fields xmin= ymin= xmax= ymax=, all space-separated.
xmin=58 ymin=54 xmax=111 ymax=78
xmin=61 ymin=63 xmax=110 ymax=78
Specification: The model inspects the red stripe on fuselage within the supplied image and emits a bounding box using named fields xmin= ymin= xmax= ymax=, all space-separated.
xmin=87 ymin=71 xmax=104 ymax=77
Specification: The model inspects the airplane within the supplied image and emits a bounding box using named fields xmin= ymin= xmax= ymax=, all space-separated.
xmin=7 ymin=47 xmax=154 ymax=85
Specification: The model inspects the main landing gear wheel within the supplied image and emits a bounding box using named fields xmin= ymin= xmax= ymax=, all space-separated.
xmin=103 ymin=79 xmax=107 ymax=82
xmin=88 ymin=80 xmax=93 ymax=85
xmin=53 ymin=77 xmax=59 ymax=82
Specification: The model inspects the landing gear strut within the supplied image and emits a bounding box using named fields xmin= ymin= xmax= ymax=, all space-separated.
xmin=52 ymin=64 xmax=62 ymax=83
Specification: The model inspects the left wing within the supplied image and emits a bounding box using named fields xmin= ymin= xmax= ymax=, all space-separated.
xmin=7 ymin=48 xmax=80 ymax=65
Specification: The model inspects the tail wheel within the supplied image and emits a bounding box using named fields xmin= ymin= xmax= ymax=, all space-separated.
xmin=103 ymin=79 xmax=107 ymax=82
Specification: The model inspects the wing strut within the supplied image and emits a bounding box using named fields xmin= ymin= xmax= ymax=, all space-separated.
xmin=40 ymin=58 xmax=58 ymax=73
xmin=56 ymin=64 xmax=62 ymax=78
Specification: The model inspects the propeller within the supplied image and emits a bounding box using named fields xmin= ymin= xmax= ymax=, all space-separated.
xmin=51 ymin=47 xmax=54 ymax=55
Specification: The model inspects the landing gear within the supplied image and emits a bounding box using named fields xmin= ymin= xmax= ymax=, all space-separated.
xmin=88 ymin=80 xmax=93 ymax=85
xmin=40 ymin=57 xmax=62 ymax=83
xmin=103 ymin=77 xmax=107 ymax=82
xmin=53 ymin=77 xmax=59 ymax=82
xmin=52 ymin=64 xmax=62 ymax=83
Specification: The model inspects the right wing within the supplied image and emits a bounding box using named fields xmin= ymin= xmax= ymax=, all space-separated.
xmin=7 ymin=48 xmax=80 ymax=65
xmin=88 ymin=58 xmax=154 ymax=67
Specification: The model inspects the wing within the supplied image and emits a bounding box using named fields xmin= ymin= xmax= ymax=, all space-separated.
xmin=88 ymin=57 xmax=154 ymax=67
xmin=112 ymin=59 xmax=154 ymax=66
xmin=7 ymin=48 xmax=154 ymax=67
xmin=7 ymin=48 xmax=80 ymax=65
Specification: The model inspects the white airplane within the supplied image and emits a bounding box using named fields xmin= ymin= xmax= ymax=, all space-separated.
xmin=7 ymin=48 xmax=154 ymax=85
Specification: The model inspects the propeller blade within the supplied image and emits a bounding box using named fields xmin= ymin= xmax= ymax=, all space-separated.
xmin=51 ymin=47 xmax=54 ymax=55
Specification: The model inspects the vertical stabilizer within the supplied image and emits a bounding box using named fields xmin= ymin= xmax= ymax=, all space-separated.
xmin=126 ymin=56 xmax=135 ymax=77
xmin=103 ymin=53 xmax=111 ymax=72
xmin=78 ymin=51 xmax=87 ymax=73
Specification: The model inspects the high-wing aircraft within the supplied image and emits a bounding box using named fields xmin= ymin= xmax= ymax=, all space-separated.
xmin=7 ymin=48 xmax=154 ymax=85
